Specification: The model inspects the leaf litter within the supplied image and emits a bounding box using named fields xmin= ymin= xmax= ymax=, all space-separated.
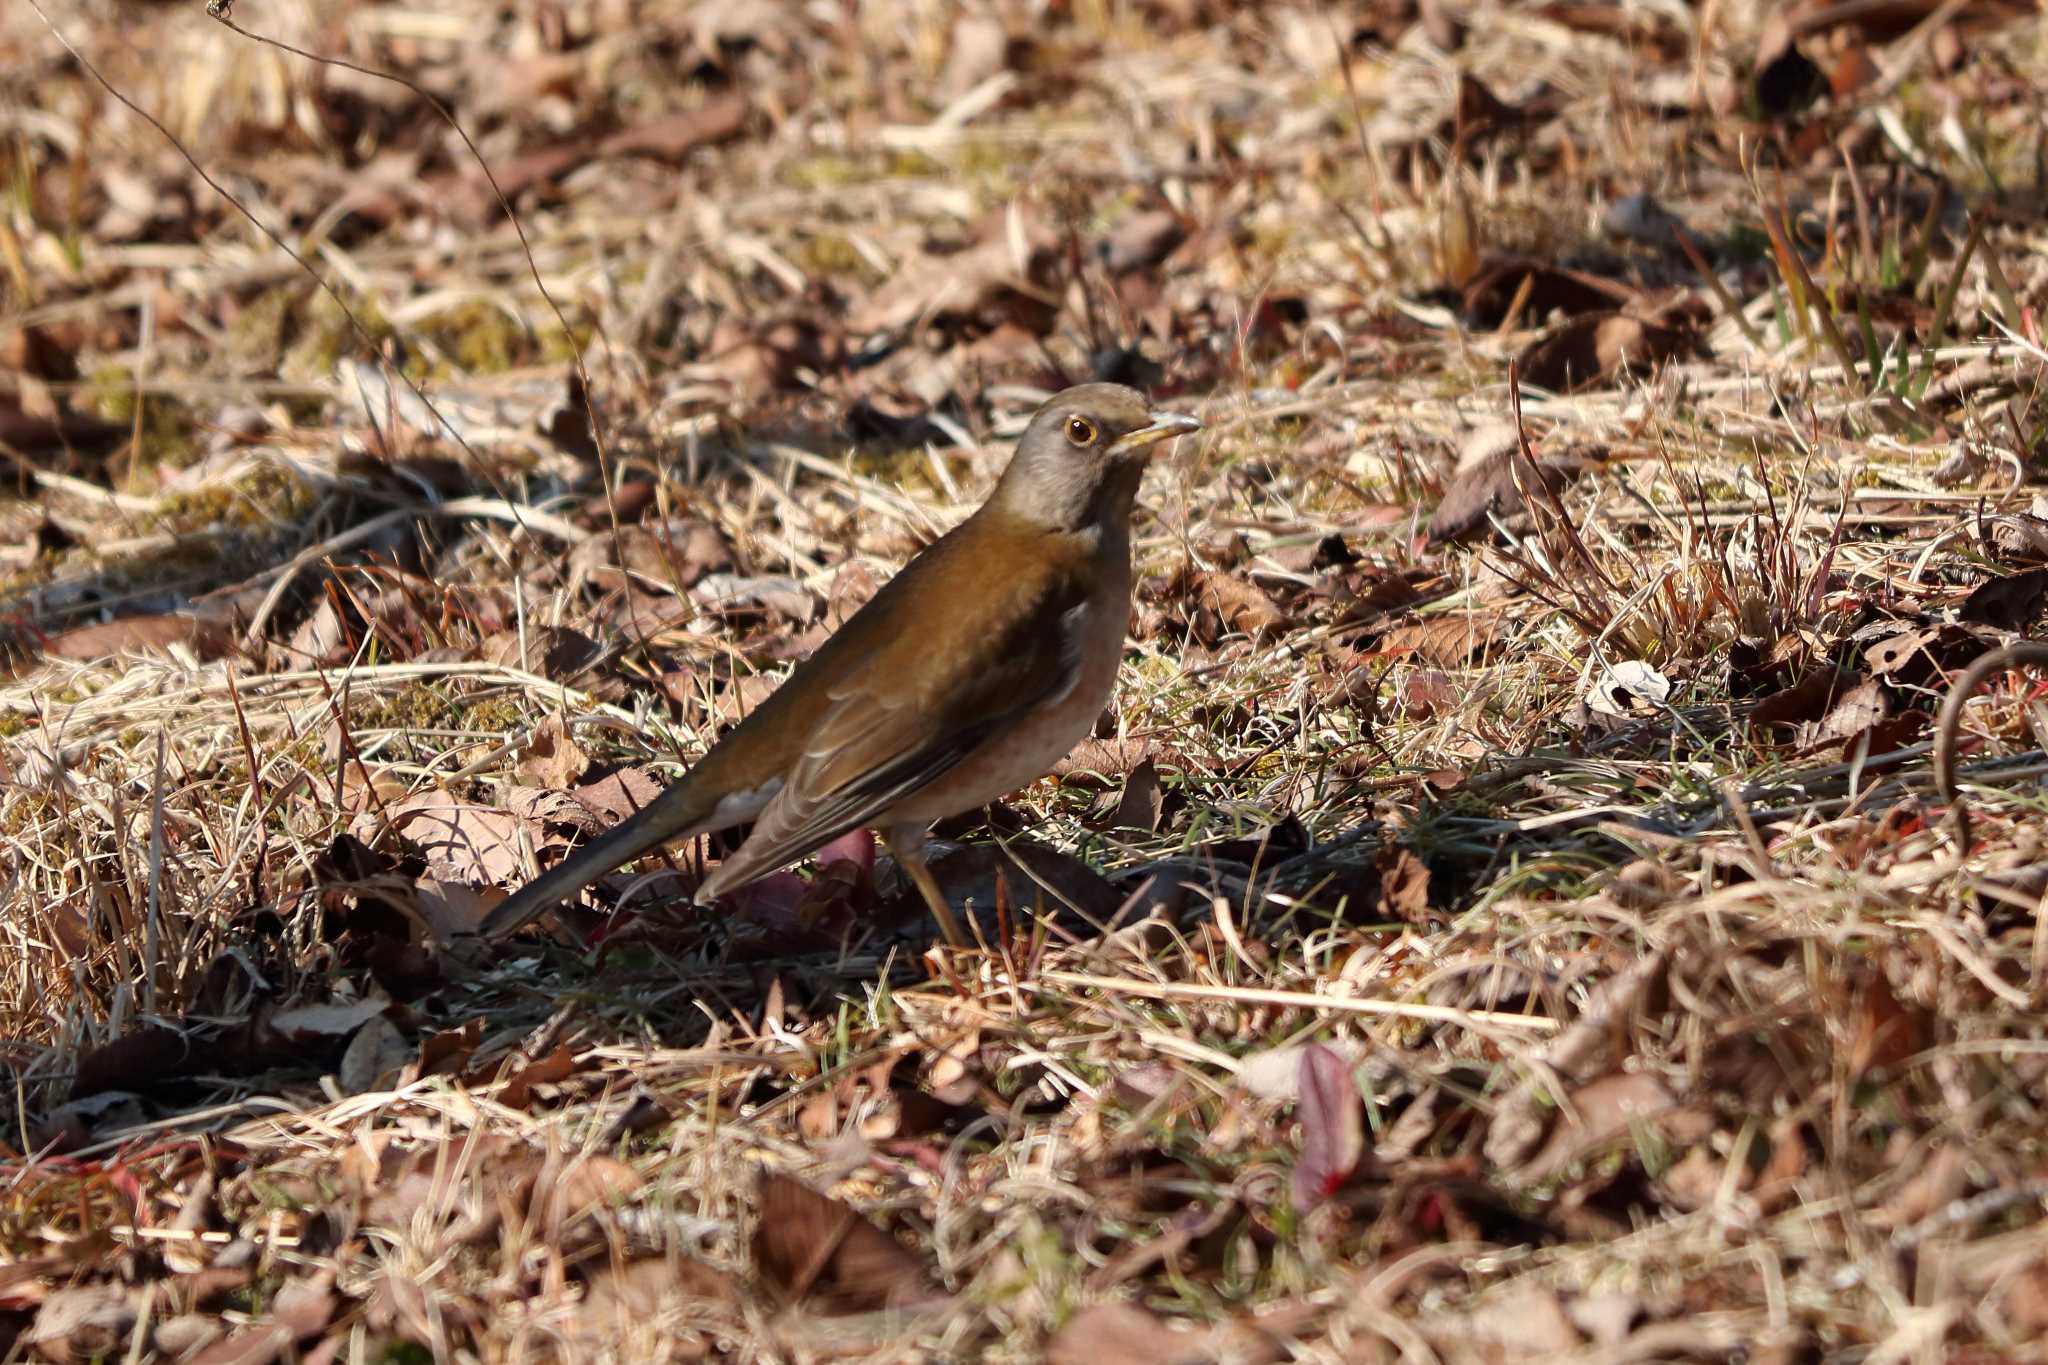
xmin=6 ymin=0 xmax=2048 ymax=1359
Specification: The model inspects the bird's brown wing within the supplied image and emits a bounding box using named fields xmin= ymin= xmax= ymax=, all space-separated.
xmin=698 ymin=569 xmax=1093 ymax=895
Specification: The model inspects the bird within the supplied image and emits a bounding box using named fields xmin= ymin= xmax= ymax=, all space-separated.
xmin=476 ymin=383 xmax=1201 ymax=946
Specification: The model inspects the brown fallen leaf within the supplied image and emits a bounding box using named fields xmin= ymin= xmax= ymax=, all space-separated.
xmin=1098 ymin=207 xmax=1188 ymax=275
xmin=1959 ymin=567 xmax=2048 ymax=631
xmin=1516 ymin=1072 xmax=1687 ymax=1181
xmin=1848 ymin=966 xmax=1930 ymax=1080
xmin=359 ymin=789 xmax=543 ymax=886
xmin=489 ymin=1044 xmax=581 ymax=1110
xmin=28 ymin=1284 xmax=140 ymax=1363
xmin=517 ymin=713 xmax=591 ymax=790
xmin=1460 ymin=258 xmax=1637 ymax=328
xmin=1109 ymin=757 xmax=1165 ymax=833
xmin=570 ymin=764 xmax=668 ymax=825
xmin=1190 ymin=572 xmax=1287 ymax=642
xmin=1045 ymin=1301 xmax=1291 ymax=1365
xmin=917 ymin=841 xmax=1124 ymax=929
xmin=1517 ymin=312 xmax=1691 ymax=393
xmin=0 ymin=400 xmax=127 ymax=459
xmin=1375 ymin=846 xmax=1436 ymax=926
xmin=1053 ymin=734 xmax=1163 ymax=781
xmin=450 ymin=92 xmax=752 ymax=220
xmin=572 ymin=1257 xmax=738 ymax=1348
xmin=568 ymin=518 xmax=734 ymax=595
xmin=481 ymin=624 xmax=605 ymax=681
xmin=1751 ymin=668 xmax=1860 ymax=729
xmin=1376 ymin=610 xmax=1504 ymax=667
xmin=751 ymin=1172 xmax=942 ymax=1314
xmin=43 ymin=612 xmax=237 ymax=663
xmin=1427 ymin=446 xmax=1587 ymax=545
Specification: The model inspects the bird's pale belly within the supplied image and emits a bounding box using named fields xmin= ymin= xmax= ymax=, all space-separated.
xmin=884 ymin=573 xmax=1130 ymax=825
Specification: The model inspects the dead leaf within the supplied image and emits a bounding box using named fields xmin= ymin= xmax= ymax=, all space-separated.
xmin=270 ymin=996 xmax=392 ymax=1043
xmin=1819 ymin=676 xmax=1887 ymax=742
xmin=1377 ymin=611 xmax=1503 ymax=667
xmin=1849 ymin=968 xmax=1930 ymax=1079
xmin=1054 ymin=735 xmax=1162 ymax=780
xmin=1427 ymin=445 xmax=1586 ymax=545
xmin=517 ymin=714 xmax=591 ymax=790
xmin=1751 ymin=668 xmax=1866 ymax=731
xmin=1045 ymin=1303 xmax=1179 ymax=1365
xmin=491 ymin=1044 xmax=581 ymax=1110
xmin=1191 ymin=572 xmax=1286 ymax=641
xmin=1099 ymin=208 xmax=1187 ymax=275
xmin=851 ymin=220 xmax=1062 ymax=338
xmin=1461 ymin=258 xmax=1636 ymax=327
xmin=363 ymin=789 xmax=541 ymax=885
xmin=1518 ymin=312 xmax=1690 ymax=393
xmin=43 ymin=612 xmax=236 ymax=663
xmin=572 ymin=764 xmax=667 ymax=824
xmin=29 ymin=1285 xmax=140 ymax=1363
xmin=569 ymin=518 xmax=734 ymax=595
xmin=542 ymin=1155 xmax=645 ymax=1230
xmin=574 ymin=1257 xmax=737 ymax=1345
xmin=1293 ymin=1043 xmax=1365 ymax=1211
xmin=1110 ymin=757 xmax=1165 ymax=832
xmin=450 ymin=92 xmax=752 ymax=220
xmin=1237 ymin=1038 xmax=1367 ymax=1103
xmin=406 ymin=877 xmax=506 ymax=944
xmin=338 ymin=1015 xmax=409 ymax=1095
xmin=1585 ymin=660 xmax=1672 ymax=719
xmin=1959 ymin=568 xmax=2048 ymax=630
xmin=917 ymin=841 xmax=1124 ymax=929
xmin=1875 ymin=1144 xmax=1970 ymax=1228
xmin=482 ymin=625 xmax=604 ymax=681
xmin=751 ymin=1172 xmax=941 ymax=1314
xmin=692 ymin=573 xmax=817 ymax=623
xmin=1374 ymin=846 xmax=1436 ymax=926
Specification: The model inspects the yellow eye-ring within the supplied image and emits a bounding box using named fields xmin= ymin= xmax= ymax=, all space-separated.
xmin=1065 ymin=415 xmax=1097 ymax=446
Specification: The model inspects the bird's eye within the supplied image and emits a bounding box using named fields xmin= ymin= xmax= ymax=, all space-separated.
xmin=1065 ymin=416 xmax=1097 ymax=446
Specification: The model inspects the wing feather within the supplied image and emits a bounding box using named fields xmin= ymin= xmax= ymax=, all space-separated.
xmin=697 ymin=570 xmax=1091 ymax=896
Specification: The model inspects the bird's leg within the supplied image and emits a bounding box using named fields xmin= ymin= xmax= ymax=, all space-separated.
xmin=885 ymin=826 xmax=967 ymax=947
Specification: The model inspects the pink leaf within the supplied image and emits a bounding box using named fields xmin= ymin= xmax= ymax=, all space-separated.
xmin=814 ymin=827 xmax=875 ymax=877
xmin=1293 ymin=1043 xmax=1365 ymax=1212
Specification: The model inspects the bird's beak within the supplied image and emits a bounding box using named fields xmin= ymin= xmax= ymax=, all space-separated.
xmin=1110 ymin=410 xmax=1202 ymax=458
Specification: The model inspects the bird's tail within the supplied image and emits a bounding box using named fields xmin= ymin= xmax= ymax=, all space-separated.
xmin=473 ymin=778 xmax=715 ymax=939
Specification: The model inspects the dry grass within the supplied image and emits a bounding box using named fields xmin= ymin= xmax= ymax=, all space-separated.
xmin=6 ymin=0 xmax=2048 ymax=1359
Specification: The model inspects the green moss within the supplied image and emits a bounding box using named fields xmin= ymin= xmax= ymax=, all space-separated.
xmin=282 ymin=288 xmax=399 ymax=386
xmin=784 ymin=154 xmax=872 ymax=192
xmin=225 ymin=282 xmax=305 ymax=373
xmin=794 ymin=233 xmax=872 ymax=283
xmin=414 ymin=299 xmax=531 ymax=376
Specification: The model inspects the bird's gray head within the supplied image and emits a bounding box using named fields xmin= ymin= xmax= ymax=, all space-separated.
xmin=991 ymin=382 xmax=1201 ymax=533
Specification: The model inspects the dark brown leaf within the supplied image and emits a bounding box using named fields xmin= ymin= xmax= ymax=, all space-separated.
xmin=1959 ymin=568 xmax=2048 ymax=630
xmin=1751 ymin=668 xmax=1859 ymax=729
xmin=1111 ymin=757 xmax=1165 ymax=833
xmin=751 ymin=1172 xmax=939 ymax=1314
xmin=1518 ymin=312 xmax=1691 ymax=393
xmin=1461 ymin=258 xmax=1636 ymax=327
